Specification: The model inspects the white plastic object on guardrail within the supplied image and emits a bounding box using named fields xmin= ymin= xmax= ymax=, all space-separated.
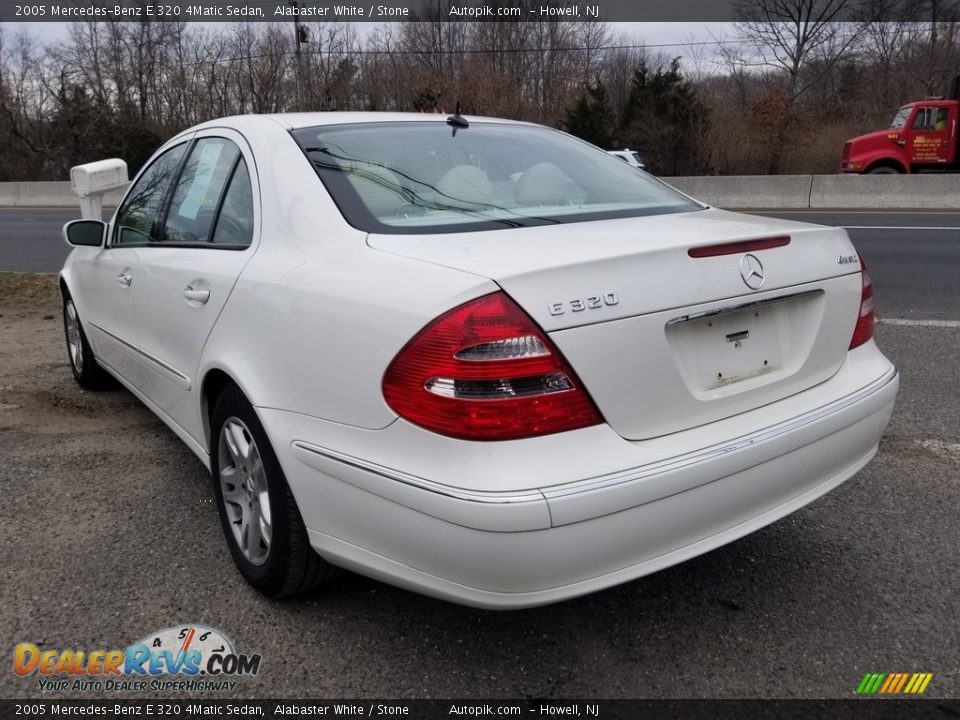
xmin=70 ymin=159 xmax=129 ymax=220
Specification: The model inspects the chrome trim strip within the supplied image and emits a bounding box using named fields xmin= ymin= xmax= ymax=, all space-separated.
xmin=291 ymin=442 xmax=545 ymax=505
xmin=665 ymin=289 xmax=824 ymax=327
xmin=295 ymin=367 xmax=896 ymax=507
xmin=88 ymin=321 xmax=192 ymax=388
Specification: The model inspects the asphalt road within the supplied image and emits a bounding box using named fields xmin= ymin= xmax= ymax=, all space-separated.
xmin=0 ymin=208 xmax=78 ymax=274
xmin=0 ymin=209 xmax=958 ymax=701
xmin=756 ymin=210 xmax=960 ymax=322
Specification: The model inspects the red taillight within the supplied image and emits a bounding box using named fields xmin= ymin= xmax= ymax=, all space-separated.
xmin=849 ymin=255 xmax=875 ymax=349
xmin=383 ymin=292 xmax=603 ymax=440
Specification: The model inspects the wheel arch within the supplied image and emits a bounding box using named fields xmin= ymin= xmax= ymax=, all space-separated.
xmin=200 ymin=367 xmax=238 ymax=452
xmin=200 ymin=364 xmax=277 ymax=454
xmin=58 ymin=273 xmax=74 ymax=303
xmin=865 ymin=158 xmax=908 ymax=174
xmin=58 ymin=271 xmax=85 ymax=315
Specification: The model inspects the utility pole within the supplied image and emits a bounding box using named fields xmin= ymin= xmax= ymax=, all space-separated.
xmin=290 ymin=0 xmax=305 ymax=110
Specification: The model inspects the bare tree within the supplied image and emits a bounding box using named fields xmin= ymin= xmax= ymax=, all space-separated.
xmin=732 ymin=0 xmax=866 ymax=171
xmin=7 ymin=11 xmax=951 ymax=180
xmin=298 ymin=23 xmax=360 ymax=110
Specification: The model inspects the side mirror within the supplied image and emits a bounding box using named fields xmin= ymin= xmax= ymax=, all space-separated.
xmin=63 ymin=219 xmax=106 ymax=248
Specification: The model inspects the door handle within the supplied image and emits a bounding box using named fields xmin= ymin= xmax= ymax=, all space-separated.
xmin=117 ymin=272 xmax=132 ymax=287
xmin=183 ymin=286 xmax=210 ymax=304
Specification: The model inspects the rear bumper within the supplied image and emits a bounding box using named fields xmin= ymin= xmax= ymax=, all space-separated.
xmin=264 ymin=354 xmax=897 ymax=609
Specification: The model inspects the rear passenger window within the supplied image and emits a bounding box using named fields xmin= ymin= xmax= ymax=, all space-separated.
xmin=211 ymin=158 xmax=254 ymax=247
xmin=162 ymin=138 xmax=239 ymax=245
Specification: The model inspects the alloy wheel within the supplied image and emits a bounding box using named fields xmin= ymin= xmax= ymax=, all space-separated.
xmin=217 ymin=417 xmax=273 ymax=566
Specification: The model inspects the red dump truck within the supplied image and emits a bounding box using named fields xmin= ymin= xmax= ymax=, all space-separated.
xmin=841 ymin=77 xmax=960 ymax=174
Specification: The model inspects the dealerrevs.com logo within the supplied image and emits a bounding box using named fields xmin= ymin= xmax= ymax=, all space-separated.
xmin=13 ymin=625 xmax=261 ymax=693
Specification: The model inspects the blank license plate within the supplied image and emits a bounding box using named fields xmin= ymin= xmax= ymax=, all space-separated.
xmin=669 ymin=305 xmax=784 ymax=390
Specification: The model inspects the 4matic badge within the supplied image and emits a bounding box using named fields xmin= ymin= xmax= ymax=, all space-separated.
xmin=13 ymin=625 xmax=261 ymax=693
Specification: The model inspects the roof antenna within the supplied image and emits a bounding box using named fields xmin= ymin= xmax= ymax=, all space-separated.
xmin=447 ymin=101 xmax=469 ymax=134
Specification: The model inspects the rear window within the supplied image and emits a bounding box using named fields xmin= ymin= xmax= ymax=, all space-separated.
xmin=292 ymin=121 xmax=700 ymax=234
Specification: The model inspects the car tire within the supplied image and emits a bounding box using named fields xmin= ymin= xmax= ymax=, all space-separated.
xmin=211 ymin=383 xmax=338 ymax=597
xmin=867 ymin=166 xmax=900 ymax=174
xmin=62 ymin=292 xmax=115 ymax=390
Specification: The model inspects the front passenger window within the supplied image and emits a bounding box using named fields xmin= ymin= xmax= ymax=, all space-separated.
xmin=114 ymin=144 xmax=186 ymax=246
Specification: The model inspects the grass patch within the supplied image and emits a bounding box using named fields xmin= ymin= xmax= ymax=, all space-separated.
xmin=0 ymin=271 xmax=60 ymax=309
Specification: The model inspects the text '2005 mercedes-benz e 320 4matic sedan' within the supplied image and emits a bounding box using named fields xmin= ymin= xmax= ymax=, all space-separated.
xmin=59 ymin=112 xmax=897 ymax=609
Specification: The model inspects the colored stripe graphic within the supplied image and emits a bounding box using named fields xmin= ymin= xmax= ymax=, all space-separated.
xmin=879 ymin=674 xmax=897 ymax=693
xmin=857 ymin=673 xmax=883 ymax=694
xmin=856 ymin=672 xmax=932 ymax=694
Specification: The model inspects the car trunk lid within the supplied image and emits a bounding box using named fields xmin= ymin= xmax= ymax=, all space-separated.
xmin=368 ymin=209 xmax=864 ymax=440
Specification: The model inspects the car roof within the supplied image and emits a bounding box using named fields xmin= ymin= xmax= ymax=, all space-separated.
xmin=189 ymin=111 xmax=537 ymax=133
xmin=902 ymin=99 xmax=958 ymax=108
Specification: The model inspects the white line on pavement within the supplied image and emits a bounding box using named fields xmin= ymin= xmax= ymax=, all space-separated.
xmin=842 ymin=226 xmax=960 ymax=231
xmin=878 ymin=318 xmax=960 ymax=328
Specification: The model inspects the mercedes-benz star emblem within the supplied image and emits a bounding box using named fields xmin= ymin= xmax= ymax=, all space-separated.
xmin=739 ymin=254 xmax=765 ymax=290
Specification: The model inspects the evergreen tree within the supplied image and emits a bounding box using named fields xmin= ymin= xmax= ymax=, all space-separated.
xmin=619 ymin=59 xmax=711 ymax=175
xmin=564 ymin=80 xmax=614 ymax=149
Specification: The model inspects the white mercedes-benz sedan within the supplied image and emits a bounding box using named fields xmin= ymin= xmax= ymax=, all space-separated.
xmin=60 ymin=112 xmax=898 ymax=608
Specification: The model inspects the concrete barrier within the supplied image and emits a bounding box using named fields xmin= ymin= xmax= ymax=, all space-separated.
xmin=21 ymin=182 xmax=83 ymax=207
xmin=0 ymin=181 xmax=128 ymax=208
xmin=666 ymin=175 xmax=814 ymax=210
xmin=0 ymin=183 xmax=20 ymax=207
xmin=808 ymin=174 xmax=960 ymax=210
xmin=2 ymin=175 xmax=959 ymax=211
xmin=667 ymin=174 xmax=960 ymax=210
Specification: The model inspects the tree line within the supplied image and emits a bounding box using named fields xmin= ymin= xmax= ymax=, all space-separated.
xmin=0 ymin=0 xmax=957 ymax=180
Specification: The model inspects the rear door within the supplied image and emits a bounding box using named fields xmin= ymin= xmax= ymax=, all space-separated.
xmin=130 ymin=130 xmax=260 ymax=444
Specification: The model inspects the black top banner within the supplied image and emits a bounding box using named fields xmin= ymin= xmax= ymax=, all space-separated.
xmin=0 ymin=0 xmax=901 ymax=23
